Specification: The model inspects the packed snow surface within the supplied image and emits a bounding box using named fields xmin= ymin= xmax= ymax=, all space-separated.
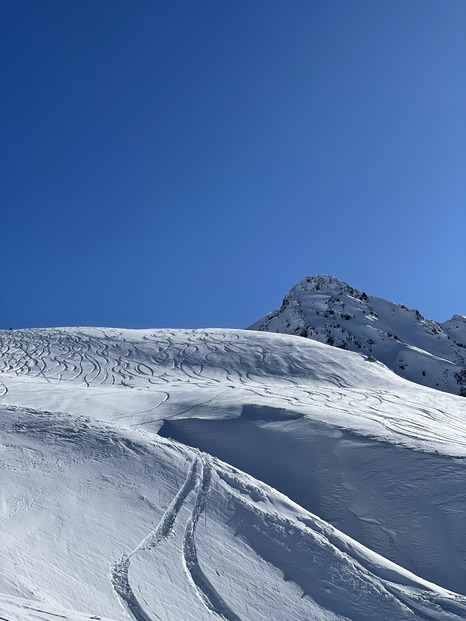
xmin=1 ymin=325 xmax=466 ymax=620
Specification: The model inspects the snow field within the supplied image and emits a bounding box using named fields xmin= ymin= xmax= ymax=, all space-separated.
xmin=1 ymin=326 xmax=466 ymax=620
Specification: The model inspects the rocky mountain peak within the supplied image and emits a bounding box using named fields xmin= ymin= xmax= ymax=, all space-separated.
xmin=250 ymin=276 xmax=466 ymax=397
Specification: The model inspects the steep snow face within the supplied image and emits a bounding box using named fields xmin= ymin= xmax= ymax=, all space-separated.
xmin=250 ymin=275 xmax=466 ymax=396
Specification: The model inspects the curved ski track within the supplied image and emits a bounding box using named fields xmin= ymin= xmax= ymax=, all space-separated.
xmin=111 ymin=453 xmax=241 ymax=621
xmin=2 ymin=327 xmax=466 ymax=452
xmin=182 ymin=457 xmax=242 ymax=621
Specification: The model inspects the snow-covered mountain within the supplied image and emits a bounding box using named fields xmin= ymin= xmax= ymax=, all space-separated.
xmin=1 ymin=323 xmax=466 ymax=620
xmin=250 ymin=275 xmax=466 ymax=396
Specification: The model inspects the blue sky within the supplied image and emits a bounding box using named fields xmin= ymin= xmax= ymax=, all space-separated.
xmin=1 ymin=0 xmax=465 ymax=329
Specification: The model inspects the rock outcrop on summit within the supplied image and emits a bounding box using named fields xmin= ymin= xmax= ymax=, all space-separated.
xmin=250 ymin=275 xmax=466 ymax=396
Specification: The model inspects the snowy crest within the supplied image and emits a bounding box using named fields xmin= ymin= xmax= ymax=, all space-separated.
xmin=250 ymin=275 xmax=466 ymax=396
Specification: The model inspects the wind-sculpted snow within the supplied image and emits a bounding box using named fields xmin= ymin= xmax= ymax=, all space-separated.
xmin=161 ymin=414 xmax=466 ymax=595
xmin=1 ymin=326 xmax=466 ymax=619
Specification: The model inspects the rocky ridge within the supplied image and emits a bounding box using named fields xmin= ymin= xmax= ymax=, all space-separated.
xmin=249 ymin=275 xmax=466 ymax=396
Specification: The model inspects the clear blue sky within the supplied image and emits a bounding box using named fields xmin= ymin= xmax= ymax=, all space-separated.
xmin=1 ymin=0 xmax=465 ymax=329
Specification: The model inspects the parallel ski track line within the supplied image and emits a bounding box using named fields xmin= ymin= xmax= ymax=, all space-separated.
xmin=111 ymin=458 xmax=199 ymax=621
xmin=182 ymin=456 xmax=243 ymax=621
xmin=111 ymin=451 xmax=243 ymax=621
xmin=83 ymin=351 xmax=102 ymax=386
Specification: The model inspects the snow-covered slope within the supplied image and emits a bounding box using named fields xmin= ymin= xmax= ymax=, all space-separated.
xmin=0 ymin=594 xmax=115 ymax=621
xmin=1 ymin=326 xmax=466 ymax=620
xmin=250 ymin=275 xmax=466 ymax=396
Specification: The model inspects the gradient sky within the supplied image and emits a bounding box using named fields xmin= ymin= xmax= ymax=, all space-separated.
xmin=1 ymin=0 xmax=465 ymax=329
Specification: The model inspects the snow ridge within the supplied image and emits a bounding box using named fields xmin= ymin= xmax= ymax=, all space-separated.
xmin=250 ymin=275 xmax=466 ymax=396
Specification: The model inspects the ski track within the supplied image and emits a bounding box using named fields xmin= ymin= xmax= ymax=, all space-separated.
xmin=182 ymin=456 xmax=243 ymax=621
xmin=111 ymin=451 xmax=242 ymax=621
xmin=2 ymin=327 xmax=466 ymax=452
xmin=111 ymin=457 xmax=199 ymax=621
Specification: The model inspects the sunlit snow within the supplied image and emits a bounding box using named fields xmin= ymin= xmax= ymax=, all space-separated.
xmin=1 ymin=292 xmax=466 ymax=620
